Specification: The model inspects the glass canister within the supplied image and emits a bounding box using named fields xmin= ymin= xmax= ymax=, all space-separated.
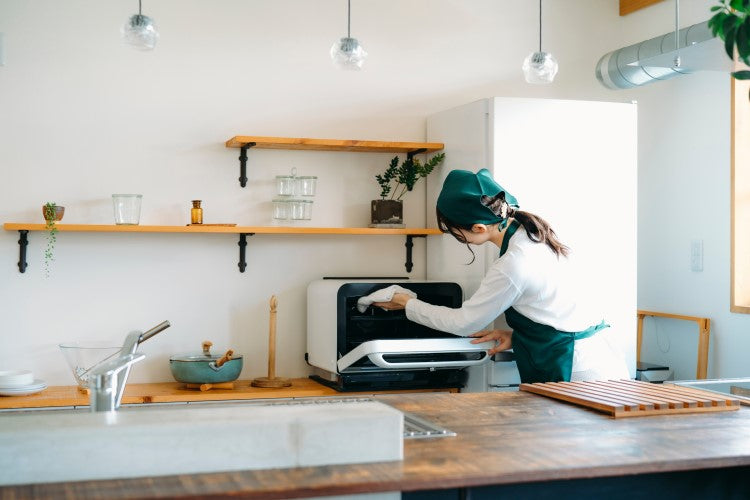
xmin=302 ymin=199 xmax=313 ymax=219
xmin=276 ymin=174 xmax=296 ymax=196
xmin=112 ymin=194 xmax=142 ymax=225
xmin=296 ymin=176 xmax=317 ymax=197
xmin=290 ymin=199 xmax=313 ymax=220
xmin=272 ymin=198 xmax=291 ymax=220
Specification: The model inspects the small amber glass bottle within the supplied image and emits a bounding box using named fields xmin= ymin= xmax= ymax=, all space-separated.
xmin=191 ymin=200 xmax=203 ymax=224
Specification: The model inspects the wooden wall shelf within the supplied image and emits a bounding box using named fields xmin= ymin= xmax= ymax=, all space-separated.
xmin=225 ymin=135 xmax=444 ymax=187
xmin=3 ymin=223 xmax=441 ymax=274
xmin=619 ymin=0 xmax=664 ymax=16
xmin=225 ymin=136 xmax=444 ymax=153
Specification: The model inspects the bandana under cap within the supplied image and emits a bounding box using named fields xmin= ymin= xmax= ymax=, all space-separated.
xmin=436 ymin=168 xmax=519 ymax=226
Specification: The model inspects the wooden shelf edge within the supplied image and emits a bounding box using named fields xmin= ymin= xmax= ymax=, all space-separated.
xmin=619 ymin=0 xmax=664 ymax=16
xmin=3 ymin=223 xmax=442 ymax=236
xmin=225 ymin=135 xmax=444 ymax=153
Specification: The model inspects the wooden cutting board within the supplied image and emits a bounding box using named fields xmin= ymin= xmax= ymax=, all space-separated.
xmin=520 ymin=379 xmax=741 ymax=418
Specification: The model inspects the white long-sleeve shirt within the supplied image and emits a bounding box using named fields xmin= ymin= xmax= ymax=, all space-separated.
xmin=405 ymin=228 xmax=629 ymax=380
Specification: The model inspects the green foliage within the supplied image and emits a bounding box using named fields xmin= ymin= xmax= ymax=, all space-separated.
xmin=709 ymin=1 xmax=750 ymax=90
xmin=375 ymin=156 xmax=400 ymax=199
xmin=43 ymin=202 xmax=58 ymax=278
xmin=375 ymin=153 xmax=445 ymax=201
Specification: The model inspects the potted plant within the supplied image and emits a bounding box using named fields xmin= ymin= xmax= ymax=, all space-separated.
xmin=371 ymin=152 xmax=445 ymax=226
xmin=709 ymin=0 xmax=750 ymax=95
xmin=42 ymin=202 xmax=64 ymax=277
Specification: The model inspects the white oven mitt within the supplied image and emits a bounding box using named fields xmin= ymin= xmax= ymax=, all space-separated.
xmin=356 ymin=285 xmax=417 ymax=313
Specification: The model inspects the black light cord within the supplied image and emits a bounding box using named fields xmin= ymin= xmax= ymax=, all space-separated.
xmin=538 ymin=0 xmax=542 ymax=52
xmin=347 ymin=0 xmax=351 ymax=38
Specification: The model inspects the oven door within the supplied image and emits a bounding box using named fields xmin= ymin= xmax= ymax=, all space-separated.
xmin=337 ymin=338 xmax=494 ymax=372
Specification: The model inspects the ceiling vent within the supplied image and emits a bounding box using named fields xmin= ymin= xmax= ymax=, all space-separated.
xmin=595 ymin=20 xmax=731 ymax=90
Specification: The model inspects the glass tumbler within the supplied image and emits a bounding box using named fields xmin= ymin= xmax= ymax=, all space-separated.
xmin=112 ymin=194 xmax=143 ymax=225
xmin=296 ymin=176 xmax=317 ymax=197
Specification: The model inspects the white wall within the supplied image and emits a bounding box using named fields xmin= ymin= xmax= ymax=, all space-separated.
xmin=1 ymin=0 xmax=745 ymax=385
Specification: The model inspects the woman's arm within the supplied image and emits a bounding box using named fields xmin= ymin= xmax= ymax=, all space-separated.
xmin=372 ymin=293 xmax=413 ymax=310
xmin=398 ymin=267 xmax=523 ymax=336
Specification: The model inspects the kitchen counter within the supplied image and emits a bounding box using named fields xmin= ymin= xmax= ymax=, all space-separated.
xmin=1 ymin=390 xmax=749 ymax=499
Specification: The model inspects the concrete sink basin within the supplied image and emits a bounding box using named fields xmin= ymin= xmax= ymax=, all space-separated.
xmin=0 ymin=399 xmax=403 ymax=486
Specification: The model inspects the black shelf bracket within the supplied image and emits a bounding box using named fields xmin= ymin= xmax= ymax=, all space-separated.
xmin=238 ymin=142 xmax=257 ymax=188
xmin=238 ymin=233 xmax=255 ymax=272
xmin=405 ymin=234 xmax=426 ymax=273
xmin=17 ymin=230 xmax=29 ymax=273
xmin=406 ymin=148 xmax=427 ymax=160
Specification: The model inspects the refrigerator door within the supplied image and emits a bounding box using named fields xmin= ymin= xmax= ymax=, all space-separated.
xmin=488 ymin=97 xmax=637 ymax=377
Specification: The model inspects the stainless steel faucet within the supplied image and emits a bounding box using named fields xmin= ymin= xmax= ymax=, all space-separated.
xmin=89 ymin=321 xmax=170 ymax=412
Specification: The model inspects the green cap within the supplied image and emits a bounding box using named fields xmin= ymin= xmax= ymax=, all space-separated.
xmin=436 ymin=168 xmax=518 ymax=226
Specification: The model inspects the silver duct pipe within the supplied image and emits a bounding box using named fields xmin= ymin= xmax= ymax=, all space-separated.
xmin=595 ymin=21 xmax=714 ymax=90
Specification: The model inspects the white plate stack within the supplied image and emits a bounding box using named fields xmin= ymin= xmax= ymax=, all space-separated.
xmin=0 ymin=370 xmax=47 ymax=396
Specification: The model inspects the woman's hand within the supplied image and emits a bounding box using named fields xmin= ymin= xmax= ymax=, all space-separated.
xmin=372 ymin=292 xmax=412 ymax=310
xmin=469 ymin=329 xmax=512 ymax=356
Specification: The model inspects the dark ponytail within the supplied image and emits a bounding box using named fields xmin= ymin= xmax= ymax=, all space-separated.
xmin=436 ymin=207 xmax=569 ymax=261
xmin=506 ymin=207 xmax=569 ymax=257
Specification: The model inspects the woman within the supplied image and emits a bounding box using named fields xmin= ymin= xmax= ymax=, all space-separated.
xmin=373 ymin=168 xmax=629 ymax=383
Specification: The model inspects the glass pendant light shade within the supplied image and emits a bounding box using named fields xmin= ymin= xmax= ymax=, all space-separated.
xmin=122 ymin=14 xmax=158 ymax=50
xmin=522 ymin=51 xmax=558 ymax=84
xmin=121 ymin=1 xmax=158 ymax=51
xmin=523 ymin=0 xmax=557 ymax=84
xmin=331 ymin=0 xmax=366 ymax=70
xmin=330 ymin=37 xmax=368 ymax=70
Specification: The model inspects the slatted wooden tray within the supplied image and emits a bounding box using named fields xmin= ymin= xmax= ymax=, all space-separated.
xmin=520 ymin=379 xmax=741 ymax=418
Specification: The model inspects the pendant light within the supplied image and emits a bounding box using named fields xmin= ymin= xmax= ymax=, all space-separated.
xmin=522 ymin=0 xmax=558 ymax=84
xmin=121 ymin=0 xmax=159 ymax=51
xmin=330 ymin=0 xmax=367 ymax=70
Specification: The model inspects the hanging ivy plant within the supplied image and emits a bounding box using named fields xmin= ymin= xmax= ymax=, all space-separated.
xmin=709 ymin=0 xmax=750 ymax=87
xmin=43 ymin=202 xmax=59 ymax=278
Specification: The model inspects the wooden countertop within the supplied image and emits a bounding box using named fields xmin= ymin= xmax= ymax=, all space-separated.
xmin=2 ymin=390 xmax=750 ymax=499
xmin=0 ymin=378 xmax=454 ymax=409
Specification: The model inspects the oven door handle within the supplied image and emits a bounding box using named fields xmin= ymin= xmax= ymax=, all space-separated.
xmin=337 ymin=338 xmax=495 ymax=372
xmin=367 ymin=353 xmax=489 ymax=370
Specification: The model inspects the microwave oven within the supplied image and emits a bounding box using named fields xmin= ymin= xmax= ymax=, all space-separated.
xmin=306 ymin=279 xmax=492 ymax=391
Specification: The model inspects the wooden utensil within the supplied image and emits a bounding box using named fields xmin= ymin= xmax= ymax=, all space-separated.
xmin=252 ymin=295 xmax=292 ymax=388
xmin=186 ymin=382 xmax=235 ymax=391
xmin=215 ymin=349 xmax=234 ymax=367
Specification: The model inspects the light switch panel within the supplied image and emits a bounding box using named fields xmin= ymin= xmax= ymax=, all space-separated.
xmin=690 ymin=239 xmax=703 ymax=272
xmin=0 ymin=33 xmax=5 ymax=66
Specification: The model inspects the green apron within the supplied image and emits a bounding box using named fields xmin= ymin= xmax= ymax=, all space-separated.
xmin=499 ymin=220 xmax=608 ymax=383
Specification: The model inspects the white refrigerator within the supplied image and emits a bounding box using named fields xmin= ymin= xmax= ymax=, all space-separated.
xmin=425 ymin=97 xmax=638 ymax=392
